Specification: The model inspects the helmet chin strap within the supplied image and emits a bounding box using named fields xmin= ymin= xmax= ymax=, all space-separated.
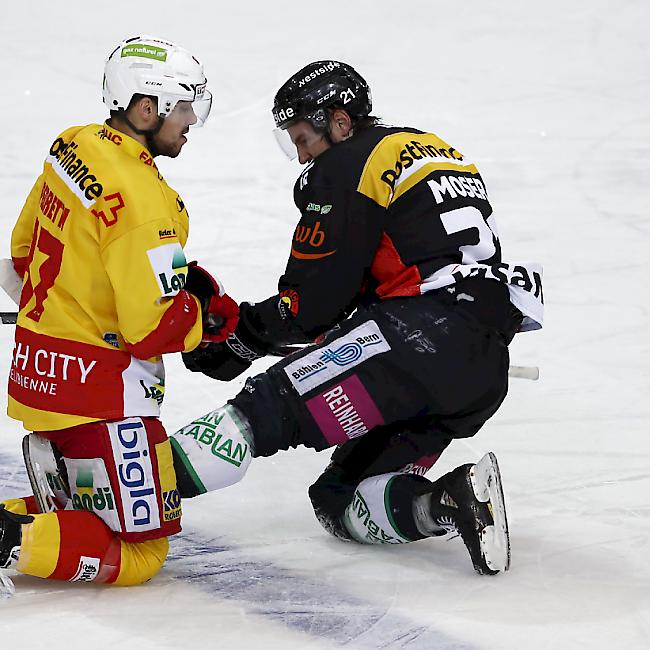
xmin=120 ymin=112 xmax=165 ymax=157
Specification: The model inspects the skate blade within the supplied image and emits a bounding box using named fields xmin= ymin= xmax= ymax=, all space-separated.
xmin=0 ymin=570 xmax=16 ymax=599
xmin=22 ymin=435 xmax=63 ymax=513
xmin=470 ymin=452 xmax=511 ymax=572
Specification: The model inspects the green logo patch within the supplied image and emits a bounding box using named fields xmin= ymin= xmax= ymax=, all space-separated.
xmin=71 ymin=467 xmax=116 ymax=512
xmin=348 ymin=491 xmax=403 ymax=544
xmin=306 ymin=203 xmax=333 ymax=214
xmin=179 ymin=414 xmax=249 ymax=468
xmin=121 ymin=44 xmax=168 ymax=61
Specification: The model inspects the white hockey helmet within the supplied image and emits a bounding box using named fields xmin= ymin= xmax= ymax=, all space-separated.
xmin=103 ymin=36 xmax=212 ymax=126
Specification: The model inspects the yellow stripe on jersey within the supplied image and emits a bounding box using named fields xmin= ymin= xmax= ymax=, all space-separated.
xmin=16 ymin=512 xmax=61 ymax=578
xmin=155 ymin=439 xmax=182 ymax=524
xmin=7 ymin=396 xmax=100 ymax=431
xmin=357 ymin=132 xmax=478 ymax=207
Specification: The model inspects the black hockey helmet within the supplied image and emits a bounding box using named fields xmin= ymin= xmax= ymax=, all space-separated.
xmin=272 ymin=60 xmax=372 ymax=131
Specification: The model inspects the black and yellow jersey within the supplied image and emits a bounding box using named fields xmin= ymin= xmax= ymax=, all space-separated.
xmin=256 ymin=125 xmax=543 ymax=343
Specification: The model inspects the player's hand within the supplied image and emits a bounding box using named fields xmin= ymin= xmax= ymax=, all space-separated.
xmin=184 ymin=262 xmax=239 ymax=343
xmin=182 ymin=303 xmax=266 ymax=381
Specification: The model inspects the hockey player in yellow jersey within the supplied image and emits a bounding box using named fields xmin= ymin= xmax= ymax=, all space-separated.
xmin=0 ymin=36 xmax=239 ymax=587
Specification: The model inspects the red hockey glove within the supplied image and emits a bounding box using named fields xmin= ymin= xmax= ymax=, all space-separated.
xmin=184 ymin=262 xmax=239 ymax=343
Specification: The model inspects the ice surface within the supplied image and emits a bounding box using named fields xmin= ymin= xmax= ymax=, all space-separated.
xmin=1 ymin=1 xmax=649 ymax=648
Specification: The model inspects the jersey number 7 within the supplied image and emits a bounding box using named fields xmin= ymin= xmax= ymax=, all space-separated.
xmin=22 ymin=223 xmax=64 ymax=323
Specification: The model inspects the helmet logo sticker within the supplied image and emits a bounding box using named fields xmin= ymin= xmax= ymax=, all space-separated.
xmin=273 ymin=106 xmax=295 ymax=127
xmin=194 ymin=83 xmax=206 ymax=99
xmin=316 ymin=89 xmax=336 ymax=105
xmin=297 ymin=61 xmax=341 ymax=88
xmin=340 ymin=88 xmax=356 ymax=104
xmin=121 ymin=44 xmax=168 ymax=61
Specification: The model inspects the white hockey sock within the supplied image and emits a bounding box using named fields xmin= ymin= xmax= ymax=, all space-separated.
xmin=170 ymin=405 xmax=253 ymax=495
xmin=341 ymin=473 xmax=412 ymax=545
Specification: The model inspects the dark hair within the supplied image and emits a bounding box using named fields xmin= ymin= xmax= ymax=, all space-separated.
xmin=326 ymin=106 xmax=380 ymax=134
xmin=353 ymin=115 xmax=381 ymax=132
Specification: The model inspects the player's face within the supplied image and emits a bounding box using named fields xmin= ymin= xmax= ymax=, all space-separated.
xmin=287 ymin=120 xmax=331 ymax=164
xmin=152 ymin=101 xmax=198 ymax=158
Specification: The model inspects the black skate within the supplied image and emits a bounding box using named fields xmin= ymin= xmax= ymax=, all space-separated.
xmin=431 ymin=452 xmax=510 ymax=575
xmin=0 ymin=504 xmax=34 ymax=569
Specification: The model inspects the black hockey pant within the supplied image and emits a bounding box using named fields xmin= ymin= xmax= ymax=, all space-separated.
xmin=231 ymin=292 xmax=511 ymax=522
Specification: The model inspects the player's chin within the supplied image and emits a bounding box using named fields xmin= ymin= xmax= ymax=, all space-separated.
xmin=176 ymin=135 xmax=188 ymax=153
xmin=163 ymin=139 xmax=186 ymax=158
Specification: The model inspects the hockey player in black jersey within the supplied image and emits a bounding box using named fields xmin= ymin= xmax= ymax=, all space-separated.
xmin=171 ymin=61 xmax=544 ymax=575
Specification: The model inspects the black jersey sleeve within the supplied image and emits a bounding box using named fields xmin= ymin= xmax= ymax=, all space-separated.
xmin=247 ymin=145 xmax=387 ymax=346
xmin=278 ymin=181 xmax=385 ymax=338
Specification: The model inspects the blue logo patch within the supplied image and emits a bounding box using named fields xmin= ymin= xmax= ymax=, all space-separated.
xmin=284 ymin=321 xmax=391 ymax=396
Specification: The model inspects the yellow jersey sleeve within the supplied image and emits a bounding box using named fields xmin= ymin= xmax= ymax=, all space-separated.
xmin=100 ymin=218 xmax=202 ymax=357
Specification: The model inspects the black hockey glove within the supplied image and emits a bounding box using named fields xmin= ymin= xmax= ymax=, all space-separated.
xmin=182 ymin=303 xmax=266 ymax=381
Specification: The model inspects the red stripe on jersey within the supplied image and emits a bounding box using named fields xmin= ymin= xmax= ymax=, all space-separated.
xmin=12 ymin=255 xmax=29 ymax=279
xmin=49 ymin=510 xmax=121 ymax=582
xmin=370 ymin=233 xmax=422 ymax=298
xmin=17 ymin=221 xmax=39 ymax=309
xmin=100 ymin=533 xmax=123 ymax=583
xmin=9 ymin=326 xmax=131 ymax=418
xmin=23 ymin=495 xmax=39 ymax=514
xmin=125 ymin=290 xmax=199 ymax=360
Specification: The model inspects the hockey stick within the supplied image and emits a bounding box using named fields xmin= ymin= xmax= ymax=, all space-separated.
xmin=1 ymin=254 xmax=542 ymax=381
xmin=0 ymin=322 xmax=542 ymax=380
xmin=0 ymin=258 xmax=21 ymax=305
xmin=507 ymin=365 xmax=539 ymax=380
xmin=270 ymin=343 xmax=540 ymax=380
xmin=0 ymin=259 xmax=20 ymax=326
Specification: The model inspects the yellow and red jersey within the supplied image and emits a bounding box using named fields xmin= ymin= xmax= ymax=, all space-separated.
xmin=8 ymin=122 xmax=203 ymax=431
